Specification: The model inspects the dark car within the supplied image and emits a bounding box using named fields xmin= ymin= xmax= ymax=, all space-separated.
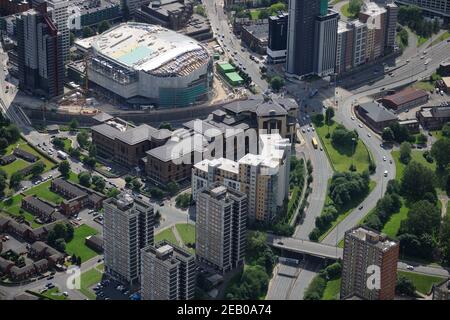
xmin=359 ymin=205 xmax=364 ymax=210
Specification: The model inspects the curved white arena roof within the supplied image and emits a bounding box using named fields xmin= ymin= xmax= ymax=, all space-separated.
xmin=91 ymin=22 xmax=209 ymax=77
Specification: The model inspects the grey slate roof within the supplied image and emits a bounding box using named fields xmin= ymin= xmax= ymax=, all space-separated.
xmin=92 ymin=112 xmax=114 ymax=123
xmin=91 ymin=123 xmax=121 ymax=140
xmin=116 ymin=124 xmax=158 ymax=145
xmin=359 ymin=102 xmax=397 ymax=122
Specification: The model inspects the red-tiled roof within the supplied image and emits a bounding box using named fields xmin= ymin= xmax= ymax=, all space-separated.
xmin=382 ymin=88 xmax=428 ymax=107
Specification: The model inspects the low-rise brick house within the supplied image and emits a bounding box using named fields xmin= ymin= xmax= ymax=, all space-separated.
xmin=355 ymin=101 xmax=398 ymax=133
xmin=416 ymin=104 xmax=450 ymax=130
xmin=0 ymin=154 xmax=16 ymax=165
xmin=21 ymin=195 xmax=57 ymax=221
xmin=51 ymin=178 xmax=105 ymax=215
xmin=380 ymin=88 xmax=429 ymax=111
xmin=13 ymin=148 xmax=38 ymax=162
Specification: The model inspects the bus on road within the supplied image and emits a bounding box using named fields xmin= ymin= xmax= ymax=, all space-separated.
xmin=312 ymin=137 xmax=318 ymax=149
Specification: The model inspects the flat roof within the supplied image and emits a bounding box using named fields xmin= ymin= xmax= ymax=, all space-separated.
xmin=225 ymin=72 xmax=244 ymax=83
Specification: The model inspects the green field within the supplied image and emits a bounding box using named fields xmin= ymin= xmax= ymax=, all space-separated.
xmin=41 ymin=287 xmax=68 ymax=300
xmin=175 ymin=223 xmax=195 ymax=245
xmin=341 ymin=3 xmax=358 ymax=19
xmin=1 ymin=158 xmax=29 ymax=177
xmin=155 ymin=227 xmax=178 ymax=245
xmin=417 ymin=35 xmax=429 ymax=47
xmin=413 ymin=81 xmax=434 ymax=92
xmin=428 ymin=31 xmax=450 ymax=47
xmin=78 ymin=267 xmax=103 ymax=300
xmin=322 ymin=278 xmax=341 ymax=300
xmin=316 ymin=122 xmax=372 ymax=173
xmin=16 ymin=143 xmax=55 ymax=171
xmin=381 ymin=201 xmax=409 ymax=238
xmin=392 ymin=150 xmax=436 ymax=181
xmin=24 ymin=181 xmax=63 ymax=204
xmin=65 ymin=224 xmax=99 ymax=262
xmin=249 ymin=9 xmax=260 ymax=20
xmin=397 ymin=271 xmax=445 ymax=295
xmin=318 ymin=180 xmax=376 ymax=242
xmin=0 ymin=194 xmax=43 ymax=228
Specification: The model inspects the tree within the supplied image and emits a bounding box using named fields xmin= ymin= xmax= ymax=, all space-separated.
xmin=431 ymin=138 xmax=450 ymax=169
xmin=131 ymin=179 xmax=142 ymax=191
xmin=5 ymin=125 xmax=20 ymax=143
xmin=382 ymin=127 xmax=395 ymax=142
xmin=66 ymin=223 xmax=74 ymax=242
xmin=149 ymin=187 xmax=164 ymax=199
xmin=158 ymin=122 xmax=173 ymax=130
xmin=400 ymin=200 xmax=441 ymax=236
xmin=270 ymin=76 xmax=285 ymax=92
xmin=92 ymin=175 xmax=105 ymax=192
xmin=416 ymin=133 xmax=428 ymax=146
xmin=58 ymin=160 xmax=71 ymax=178
xmin=31 ymin=162 xmax=45 ymax=178
xmin=348 ymin=0 xmax=363 ymax=16
xmin=0 ymin=175 xmax=6 ymax=197
xmin=52 ymin=137 xmax=66 ymax=150
xmin=396 ymin=276 xmax=416 ymax=296
xmin=442 ymin=122 xmax=450 ymax=138
xmin=389 ymin=122 xmax=411 ymax=143
xmin=88 ymin=144 xmax=97 ymax=158
xmin=329 ymin=171 xmax=370 ymax=207
xmin=83 ymin=156 xmax=96 ymax=168
xmin=175 ymin=193 xmax=191 ymax=209
xmin=167 ymin=181 xmax=179 ymax=196
xmin=0 ymin=137 xmax=8 ymax=150
xmin=98 ymin=20 xmax=111 ymax=34
xmin=54 ymin=238 xmax=66 ymax=252
xmin=69 ymin=119 xmax=79 ymax=131
xmin=82 ymin=26 xmax=94 ymax=38
xmin=53 ymin=223 xmax=68 ymax=239
xmin=107 ymin=188 xmax=120 ymax=198
xmin=78 ymin=171 xmax=91 ymax=187
xmin=77 ymin=131 xmax=90 ymax=149
xmin=401 ymin=161 xmax=435 ymax=201
xmin=325 ymin=107 xmax=335 ymax=125
xmin=9 ymin=172 xmax=23 ymax=189
xmin=331 ymin=124 xmax=358 ymax=149
xmin=70 ymin=148 xmax=81 ymax=159
xmin=258 ymin=8 xmax=270 ymax=19
xmin=312 ymin=113 xmax=324 ymax=126
xmin=399 ymin=142 xmax=412 ymax=164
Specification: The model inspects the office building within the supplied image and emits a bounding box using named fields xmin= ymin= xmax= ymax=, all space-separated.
xmin=196 ymin=184 xmax=247 ymax=274
xmin=67 ymin=0 xmax=122 ymax=32
xmin=0 ymin=0 xmax=29 ymax=16
xmin=341 ymin=227 xmax=399 ymax=300
xmin=359 ymin=2 xmax=387 ymax=61
xmin=267 ymin=12 xmax=288 ymax=64
xmin=286 ymin=0 xmax=322 ymax=78
xmin=192 ymin=133 xmax=291 ymax=223
xmin=103 ymin=192 xmax=154 ymax=284
xmin=396 ymin=0 xmax=450 ymax=17
xmin=16 ymin=7 xmax=64 ymax=98
xmin=123 ymin=0 xmax=147 ymax=15
xmin=314 ymin=9 xmax=339 ymax=77
xmin=46 ymin=0 xmax=69 ymax=63
xmin=385 ymin=2 xmax=399 ymax=51
xmin=335 ymin=20 xmax=367 ymax=74
xmin=140 ymin=240 xmax=196 ymax=300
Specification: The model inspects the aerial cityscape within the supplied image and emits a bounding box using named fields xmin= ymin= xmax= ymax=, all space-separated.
xmin=0 ymin=0 xmax=450 ymax=304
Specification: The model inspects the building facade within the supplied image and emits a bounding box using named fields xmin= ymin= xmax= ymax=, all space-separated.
xmin=46 ymin=0 xmax=69 ymax=63
xmin=396 ymin=0 xmax=450 ymax=17
xmin=341 ymin=227 xmax=399 ymax=300
xmin=196 ymin=184 xmax=247 ymax=274
xmin=103 ymin=192 xmax=154 ymax=284
xmin=314 ymin=9 xmax=339 ymax=77
xmin=286 ymin=0 xmax=321 ymax=78
xmin=267 ymin=12 xmax=288 ymax=64
xmin=140 ymin=240 xmax=196 ymax=300
xmin=16 ymin=8 xmax=64 ymax=98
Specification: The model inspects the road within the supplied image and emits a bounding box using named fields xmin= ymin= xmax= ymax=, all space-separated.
xmin=203 ymin=0 xmax=268 ymax=92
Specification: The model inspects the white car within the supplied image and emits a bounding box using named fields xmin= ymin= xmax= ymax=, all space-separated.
xmin=358 ymin=124 xmax=363 ymax=128
xmin=384 ymin=170 xmax=388 ymax=177
xmin=351 ymin=116 xmax=355 ymax=120
xmin=306 ymin=128 xmax=310 ymax=132
xmin=302 ymin=128 xmax=306 ymax=133
xmin=383 ymin=156 xmax=387 ymax=161
xmin=406 ymin=265 xmax=414 ymax=271
xmin=311 ymin=127 xmax=315 ymax=132
xmin=367 ymin=133 xmax=371 ymax=138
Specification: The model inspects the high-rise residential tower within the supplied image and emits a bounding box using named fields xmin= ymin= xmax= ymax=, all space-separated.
xmin=16 ymin=7 xmax=64 ymax=98
xmin=103 ymin=192 xmax=154 ymax=284
xmin=46 ymin=0 xmax=69 ymax=63
xmin=313 ymin=9 xmax=339 ymax=77
xmin=140 ymin=240 xmax=196 ymax=300
xmin=196 ymin=184 xmax=247 ymax=274
xmin=341 ymin=227 xmax=399 ymax=300
xmin=267 ymin=12 xmax=288 ymax=64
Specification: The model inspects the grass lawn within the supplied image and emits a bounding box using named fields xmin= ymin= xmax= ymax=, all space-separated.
xmin=341 ymin=3 xmax=358 ymax=19
xmin=175 ymin=223 xmax=195 ymax=245
xmin=318 ymin=180 xmax=376 ymax=241
xmin=397 ymin=271 xmax=445 ymax=295
xmin=413 ymin=81 xmax=434 ymax=92
xmin=428 ymin=31 xmax=450 ymax=47
xmin=381 ymin=201 xmax=409 ymax=238
xmin=78 ymin=267 xmax=103 ymax=300
xmin=0 ymin=194 xmax=43 ymax=228
xmin=65 ymin=224 xmax=99 ymax=262
xmin=392 ymin=150 xmax=436 ymax=181
xmin=41 ymin=287 xmax=68 ymax=300
xmin=24 ymin=181 xmax=63 ymax=204
xmin=316 ymin=122 xmax=372 ymax=173
xmin=155 ymin=227 xmax=178 ymax=245
xmin=322 ymin=278 xmax=341 ymax=300
xmin=417 ymin=35 xmax=429 ymax=47
xmin=1 ymin=158 xmax=29 ymax=177
xmin=17 ymin=143 xmax=55 ymax=171
xmin=249 ymin=9 xmax=260 ymax=20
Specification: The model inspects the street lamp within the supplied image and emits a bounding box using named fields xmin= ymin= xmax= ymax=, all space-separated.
xmin=351 ymin=137 xmax=356 ymax=168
